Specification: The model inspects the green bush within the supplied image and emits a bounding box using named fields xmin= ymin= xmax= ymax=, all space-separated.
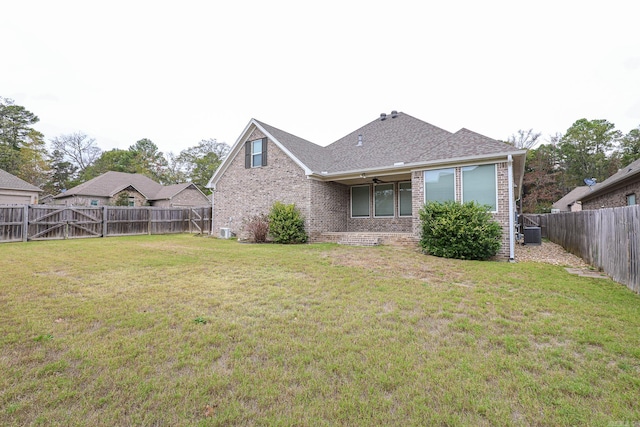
xmin=268 ymin=202 xmax=308 ymax=244
xmin=419 ymin=200 xmax=502 ymax=260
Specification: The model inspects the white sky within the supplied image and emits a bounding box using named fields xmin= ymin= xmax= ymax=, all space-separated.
xmin=3 ymin=0 xmax=639 ymax=155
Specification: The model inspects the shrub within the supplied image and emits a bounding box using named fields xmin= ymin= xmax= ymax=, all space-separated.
xmin=242 ymin=213 xmax=269 ymax=243
xmin=419 ymin=200 xmax=502 ymax=260
xmin=268 ymin=202 xmax=308 ymax=244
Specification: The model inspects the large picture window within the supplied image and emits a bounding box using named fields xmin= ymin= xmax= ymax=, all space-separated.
xmin=425 ymin=168 xmax=455 ymax=203
xmin=374 ymin=184 xmax=394 ymax=217
xmin=351 ymin=185 xmax=370 ymax=217
xmin=462 ymin=164 xmax=497 ymax=211
xmin=399 ymin=182 xmax=412 ymax=216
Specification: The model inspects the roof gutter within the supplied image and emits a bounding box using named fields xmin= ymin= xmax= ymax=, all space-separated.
xmin=308 ymin=150 xmax=527 ymax=180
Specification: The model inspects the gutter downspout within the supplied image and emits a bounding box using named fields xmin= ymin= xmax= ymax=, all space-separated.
xmin=210 ymin=191 xmax=215 ymax=235
xmin=507 ymin=155 xmax=515 ymax=262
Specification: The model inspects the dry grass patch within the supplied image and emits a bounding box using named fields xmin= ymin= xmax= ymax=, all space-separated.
xmin=1 ymin=235 xmax=639 ymax=426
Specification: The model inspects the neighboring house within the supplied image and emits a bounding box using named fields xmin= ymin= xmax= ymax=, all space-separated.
xmin=0 ymin=169 xmax=42 ymax=204
xmin=207 ymin=111 xmax=527 ymax=260
xmin=579 ymin=158 xmax=640 ymax=210
xmin=551 ymin=186 xmax=591 ymax=212
xmin=52 ymin=171 xmax=209 ymax=207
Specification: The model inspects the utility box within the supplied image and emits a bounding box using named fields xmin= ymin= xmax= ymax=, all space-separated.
xmin=524 ymin=227 xmax=542 ymax=245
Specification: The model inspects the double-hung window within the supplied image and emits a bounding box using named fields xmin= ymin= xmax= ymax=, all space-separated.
xmin=245 ymin=138 xmax=268 ymax=168
xmin=462 ymin=164 xmax=497 ymax=211
xmin=425 ymin=168 xmax=455 ymax=203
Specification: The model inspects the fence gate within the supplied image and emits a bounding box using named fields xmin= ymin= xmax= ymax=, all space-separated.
xmin=28 ymin=206 xmax=104 ymax=240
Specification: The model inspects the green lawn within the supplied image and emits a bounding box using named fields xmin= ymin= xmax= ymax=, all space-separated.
xmin=1 ymin=235 xmax=639 ymax=426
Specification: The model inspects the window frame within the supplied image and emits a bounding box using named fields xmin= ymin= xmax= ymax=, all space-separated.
xmin=350 ymin=185 xmax=371 ymax=218
xmin=461 ymin=164 xmax=498 ymax=212
xmin=251 ymin=139 xmax=263 ymax=168
xmin=424 ymin=167 xmax=456 ymax=204
xmin=374 ymin=183 xmax=395 ymax=218
xmin=398 ymin=181 xmax=412 ymax=217
xmin=627 ymin=193 xmax=636 ymax=206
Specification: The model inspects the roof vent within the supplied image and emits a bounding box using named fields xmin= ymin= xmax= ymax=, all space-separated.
xmin=391 ymin=110 xmax=398 ymax=118
xmin=357 ymin=134 xmax=363 ymax=146
xmin=380 ymin=113 xmax=387 ymax=121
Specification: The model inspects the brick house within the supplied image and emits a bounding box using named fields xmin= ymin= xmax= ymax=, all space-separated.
xmin=53 ymin=171 xmax=209 ymax=207
xmin=552 ymin=186 xmax=591 ymax=212
xmin=207 ymin=111 xmax=526 ymax=260
xmin=580 ymin=158 xmax=640 ymax=209
xmin=0 ymin=168 xmax=42 ymax=204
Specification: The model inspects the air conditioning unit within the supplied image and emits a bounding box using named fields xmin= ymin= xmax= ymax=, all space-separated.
xmin=220 ymin=227 xmax=231 ymax=239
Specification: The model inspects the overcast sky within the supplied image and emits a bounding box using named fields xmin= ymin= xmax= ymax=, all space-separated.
xmin=3 ymin=0 xmax=639 ymax=155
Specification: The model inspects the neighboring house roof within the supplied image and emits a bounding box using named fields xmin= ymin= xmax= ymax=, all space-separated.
xmin=580 ymin=158 xmax=640 ymax=203
xmin=0 ymin=169 xmax=42 ymax=192
xmin=53 ymin=171 xmax=206 ymax=202
xmin=208 ymin=112 xmax=527 ymax=188
xmin=552 ymin=186 xmax=591 ymax=211
xmin=152 ymin=183 xmax=206 ymax=201
xmin=54 ymin=171 xmax=162 ymax=199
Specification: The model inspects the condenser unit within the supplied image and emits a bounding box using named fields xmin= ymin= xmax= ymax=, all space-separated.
xmin=220 ymin=227 xmax=231 ymax=239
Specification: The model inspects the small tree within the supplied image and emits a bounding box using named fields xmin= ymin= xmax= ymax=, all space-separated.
xmin=419 ymin=201 xmax=501 ymax=260
xmin=268 ymin=202 xmax=308 ymax=244
xmin=242 ymin=213 xmax=269 ymax=243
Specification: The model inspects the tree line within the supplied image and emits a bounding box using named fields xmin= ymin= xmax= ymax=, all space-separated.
xmin=0 ymin=96 xmax=230 ymax=196
xmin=3 ymin=96 xmax=639 ymax=212
xmin=510 ymin=119 xmax=640 ymax=213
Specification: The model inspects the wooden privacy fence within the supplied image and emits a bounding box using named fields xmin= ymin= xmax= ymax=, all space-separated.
xmin=0 ymin=205 xmax=212 ymax=243
xmin=545 ymin=205 xmax=640 ymax=294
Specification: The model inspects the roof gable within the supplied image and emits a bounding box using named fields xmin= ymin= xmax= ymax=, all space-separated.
xmin=0 ymin=169 xmax=42 ymax=192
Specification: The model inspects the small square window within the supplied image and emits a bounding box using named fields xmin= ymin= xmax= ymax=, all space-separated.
xmin=627 ymin=194 xmax=636 ymax=206
xmin=90 ymin=200 xmax=98 ymax=206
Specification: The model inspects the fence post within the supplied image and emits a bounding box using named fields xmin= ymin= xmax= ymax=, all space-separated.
xmin=188 ymin=209 xmax=192 ymax=234
xmin=22 ymin=205 xmax=29 ymax=242
xmin=148 ymin=207 xmax=152 ymax=235
xmin=103 ymin=206 xmax=108 ymax=237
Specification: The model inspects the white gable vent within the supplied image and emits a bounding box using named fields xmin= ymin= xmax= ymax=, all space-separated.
xmin=220 ymin=227 xmax=231 ymax=239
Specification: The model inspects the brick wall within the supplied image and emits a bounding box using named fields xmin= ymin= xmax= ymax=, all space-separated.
xmin=308 ymin=179 xmax=349 ymax=240
xmin=213 ymin=128 xmax=311 ymax=239
xmin=581 ymin=181 xmax=640 ymax=210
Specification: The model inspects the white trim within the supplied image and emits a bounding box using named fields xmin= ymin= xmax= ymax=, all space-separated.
xmin=373 ymin=183 xmax=395 ymax=218
xmin=206 ymin=119 xmax=313 ymax=190
xmin=461 ymin=164 xmax=498 ymax=213
xmin=508 ymin=155 xmax=515 ymax=262
xmin=398 ymin=181 xmax=412 ymax=217
xmin=253 ymin=122 xmax=313 ymax=175
xmin=350 ymin=184 xmax=371 ymax=218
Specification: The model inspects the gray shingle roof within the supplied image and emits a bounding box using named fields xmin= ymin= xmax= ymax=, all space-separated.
xmin=260 ymin=112 xmax=522 ymax=174
xmin=53 ymin=171 xmax=163 ymax=199
xmin=0 ymin=169 xmax=42 ymax=192
xmin=255 ymin=120 xmax=328 ymax=172
xmin=580 ymin=158 xmax=640 ymax=202
xmin=153 ymin=183 xmax=194 ymax=200
xmin=552 ymin=186 xmax=591 ymax=211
